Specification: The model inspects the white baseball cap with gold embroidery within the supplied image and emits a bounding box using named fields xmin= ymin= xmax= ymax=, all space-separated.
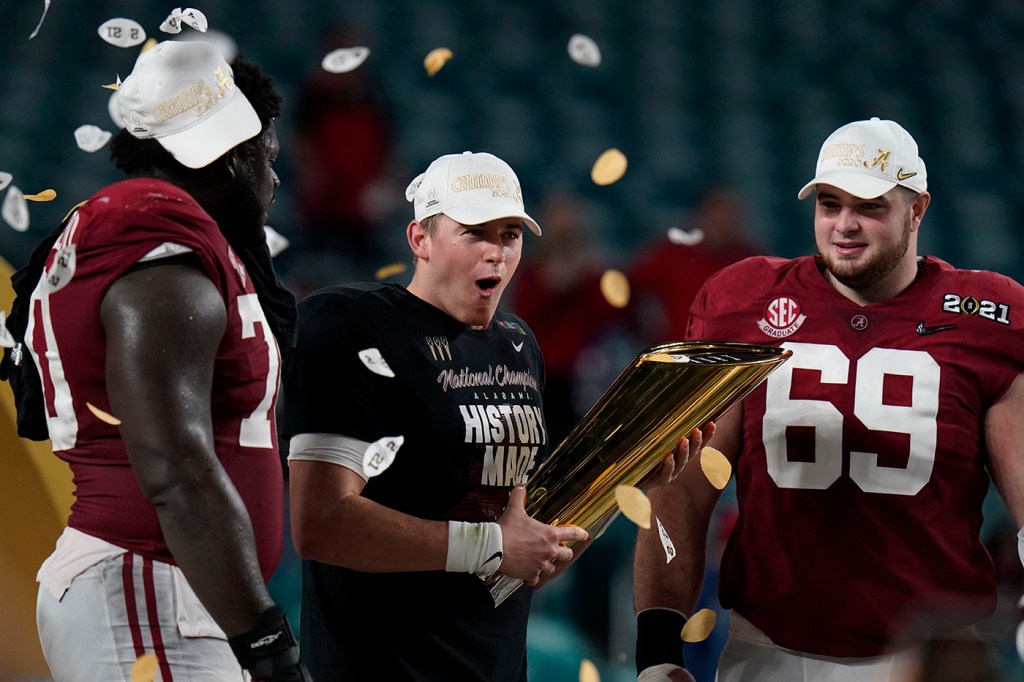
xmin=405 ymin=151 xmax=541 ymax=236
xmin=798 ymin=117 xmax=928 ymax=200
xmin=116 ymin=40 xmax=261 ymax=169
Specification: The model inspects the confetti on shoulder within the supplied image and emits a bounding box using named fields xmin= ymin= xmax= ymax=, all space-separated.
xmin=86 ymin=402 xmax=122 ymax=426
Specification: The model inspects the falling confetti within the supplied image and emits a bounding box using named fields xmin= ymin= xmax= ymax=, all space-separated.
xmin=362 ymin=435 xmax=404 ymax=477
xmin=264 ymin=226 xmax=289 ymax=257
xmin=615 ymin=485 xmax=651 ymax=529
xmin=23 ymin=189 xmax=57 ymax=202
xmin=161 ymin=7 xmax=208 ymax=34
xmin=98 ymin=18 xmax=147 ymax=48
xmin=102 ymin=75 xmax=122 ymax=91
xmin=656 ymin=517 xmax=676 ymax=563
xmin=130 ymin=653 xmax=158 ymax=682
xmin=87 ymin=402 xmax=122 ymax=426
xmin=141 ymin=37 xmax=158 ymax=53
xmin=681 ymin=608 xmax=716 ymax=643
xmin=358 ymin=348 xmax=395 ymax=378
xmin=424 ymin=47 xmax=453 ymax=76
xmin=74 ymin=125 xmax=113 ymax=153
xmin=2 ymin=186 xmax=29 ymax=232
xmin=29 ymin=0 xmax=51 ymax=40
xmin=600 ymin=269 xmax=630 ymax=308
xmin=591 ymin=148 xmax=628 ymax=186
xmin=0 ymin=172 xmax=12 ymax=191
xmin=322 ymin=47 xmax=371 ymax=73
xmin=375 ymin=262 xmax=407 ymax=280
xmin=0 ymin=312 xmax=15 ymax=349
xmin=44 ymin=244 xmax=77 ymax=294
xmin=579 ymin=658 xmax=600 ymax=682
xmin=668 ymin=227 xmax=705 ymax=246
xmin=700 ymin=446 xmax=732 ymax=490
xmin=568 ymin=34 xmax=601 ymax=67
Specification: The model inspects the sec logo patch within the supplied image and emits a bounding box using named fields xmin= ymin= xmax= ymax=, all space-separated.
xmin=757 ymin=296 xmax=806 ymax=339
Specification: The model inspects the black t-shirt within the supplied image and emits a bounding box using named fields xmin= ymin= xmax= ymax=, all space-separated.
xmin=281 ymin=282 xmax=548 ymax=681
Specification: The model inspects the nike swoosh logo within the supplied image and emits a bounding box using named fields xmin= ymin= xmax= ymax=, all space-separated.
xmin=480 ymin=551 xmax=503 ymax=570
xmin=915 ymin=321 xmax=958 ymax=336
xmin=897 ymin=169 xmax=917 ymax=181
xmin=512 ymin=340 xmax=524 ymax=352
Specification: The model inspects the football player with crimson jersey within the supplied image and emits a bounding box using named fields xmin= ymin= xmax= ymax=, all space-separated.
xmin=634 ymin=118 xmax=1024 ymax=681
xmin=3 ymin=42 xmax=309 ymax=681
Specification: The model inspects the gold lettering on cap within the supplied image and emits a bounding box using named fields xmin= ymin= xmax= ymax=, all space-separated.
xmin=152 ymin=80 xmax=218 ymax=122
xmin=863 ymin=149 xmax=892 ymax=174
xmin=213 ymin=66 xmax=233 ymax=98
xmin=821 ymin=143 xmax=867 ymax=168
xmin=451 ymin=173 xmax=522 ymax=205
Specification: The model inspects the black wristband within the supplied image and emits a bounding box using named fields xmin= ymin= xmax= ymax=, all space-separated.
xmin=228 ymin=606 xmax=305 ymax=681
xmin=635 ymin=608 xmax=687 ymax=674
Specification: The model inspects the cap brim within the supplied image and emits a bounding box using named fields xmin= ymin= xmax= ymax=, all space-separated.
xmin=443 ymin=204 xmax=542 ymax=236
xmin=797 ymin=171 xmax=896 ymax=200
xmin=157 ymin=91 xmax=262 ymax=169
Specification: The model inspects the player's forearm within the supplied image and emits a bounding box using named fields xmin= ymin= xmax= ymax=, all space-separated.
xmin=292 ymin=492 xmax=449 ymax=571
xmin=150 ymin=472 xmax=275 ymax=637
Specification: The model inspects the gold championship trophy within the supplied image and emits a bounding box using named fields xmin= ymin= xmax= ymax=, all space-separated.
xmin=485 ymin=341 xmax=791 ymax=605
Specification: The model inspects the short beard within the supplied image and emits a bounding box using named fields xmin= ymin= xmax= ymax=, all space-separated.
xmin=821 ymin=215 xmax=912 ymax=290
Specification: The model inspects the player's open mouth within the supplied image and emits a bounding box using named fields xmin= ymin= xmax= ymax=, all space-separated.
xmin=476 ymin=277 xmax=500 ymax=293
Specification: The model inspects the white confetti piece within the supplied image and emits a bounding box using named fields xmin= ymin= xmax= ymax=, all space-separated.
xmin=98 ymin=18 xmax=147 ymax=48
xmin=668 ymin=227 xmax=705 ymax=246
xmin=321 ymin=47 xmax=371 ymax=74
xmin=358 ymin=347 xmax=395 ymax=378
xmin=0 ymin=312 xmax=15 ymax=349
xmin=656 ymin=517 xmax=676 ymax=563
xmin=264 ymin=226 xmax=289 ymax=257
xmin=160 ymin=7 xmax=209 ymax=35
xmin=44 ymin=244 xmax=77 ymax=294
xmin=0 ymin=172 xmax=12 ymax=192
xmin=2 ymin=186 xmax=29 ymax=232
xmin=29 ymin=0 xmax=51 ymax=40
xmin=74 ymin=125 xmax=113 ymax=153
xmin=363 ymin=435 xmax=403 ymax=477
xmin=568 ymin=34 xmax=601 ymax=67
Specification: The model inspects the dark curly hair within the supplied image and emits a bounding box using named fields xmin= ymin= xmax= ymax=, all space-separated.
xmin=109 ymin=53 xmax=283 ymax=176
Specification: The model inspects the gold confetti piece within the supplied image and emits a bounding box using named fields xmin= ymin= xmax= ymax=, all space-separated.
xmin=86 ymin=402 xmax=122 ymax=426
xmin=700 ymin=446 xmax=731 ymax=490
xmin=130 ymin=653 xmax=158 ymax=682
xmin=375 ymin=262 xmax=408 ymax=280
xmin=102 ymin=75 xmax=122 ymax=91
xmin=644 ymin=353 xmax=677 ymax=363
xmin=579 ymin=658 xmax=600 ymax=682
xmin=568 ymin=34 xmax=601 ymax=67
xmin=681 ymin=608 xmax=717 ymax=643
xmin=590 ymin=148 xmax=628 ymax=186
xmin=424 ymin=47 xmax=453 ymax=76
xmin=141 ymin=37 xmax=158 ymax=54
xmin=23 ymin=189 xmax=56 ymax=202
xmin=615 ymin=485 xmax=651 ymax=529
xmin=600 ymin=269 xmax=630 ymax=308
xmin=668 ymin=227 xmax=705 ymax=246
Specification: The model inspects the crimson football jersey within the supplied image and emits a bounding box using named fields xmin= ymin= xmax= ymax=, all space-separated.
xmin=26 ymin=178 xmax=283 ymax=579
xmin=688 ymin=255 xmax=1024 ymax=657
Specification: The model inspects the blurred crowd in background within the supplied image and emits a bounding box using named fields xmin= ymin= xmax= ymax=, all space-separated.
xmin=2 ymin=1 xmax=1024 ymax=680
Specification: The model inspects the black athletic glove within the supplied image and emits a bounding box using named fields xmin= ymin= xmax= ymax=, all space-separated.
xmin=635 ymin=608 xmax=687 ymax=675
xmin=228 ymin=606 xmax=312 ymax=682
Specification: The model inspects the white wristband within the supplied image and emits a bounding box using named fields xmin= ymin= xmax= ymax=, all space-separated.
xmin=445 ymin=521 xmax=503 ymax=576
xmin=638 ymin=663 xmax=686 ymax=681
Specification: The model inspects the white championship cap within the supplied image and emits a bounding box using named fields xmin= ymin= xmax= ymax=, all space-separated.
xmin=116 ymin=40 xmax=261 ymax=169
xmin=405 ymin=151 xmax=541 ymax=236
xmin=797 ymin=117 xmax=927 ymax=200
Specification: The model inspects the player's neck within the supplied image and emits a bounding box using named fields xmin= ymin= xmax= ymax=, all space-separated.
xmin=825 ymin=256 xmax=923 ymax=306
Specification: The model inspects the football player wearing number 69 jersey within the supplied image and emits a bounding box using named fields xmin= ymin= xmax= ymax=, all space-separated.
xmin=634 ymin=118 xmax=1024 ymax=682
xmin=2 ymin=42 xmax=309 ymax=681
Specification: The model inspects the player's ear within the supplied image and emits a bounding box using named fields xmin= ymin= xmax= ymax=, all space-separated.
xmin=407 ymin=220 xmax=430 ymax=260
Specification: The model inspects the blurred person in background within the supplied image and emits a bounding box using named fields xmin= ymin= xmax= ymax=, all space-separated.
xmin=634 ymin=117 xmax=1024 ymax=681
xmin=2 ymin=42 xmax=307 ymax=681
xmin=628 ymin=185 xmax=761 ymax=346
